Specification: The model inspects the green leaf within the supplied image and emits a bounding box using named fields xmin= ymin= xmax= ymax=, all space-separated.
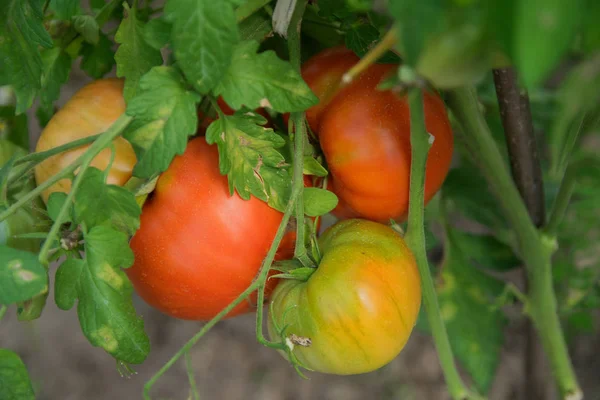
xmin=39 ymin=47 xmax=72 ymax=110
xmin=72 ymin=15 xmax=100 ymax=45
xmin=0 ymin=246 xmax=48 ymax=305
xmin=387 ymin=0 xmax=443 ymax=65
xmin=303 ymin=156 xmax=328 ymax=177
xmin=47 ymin=192 xmax=72 ymax=223
xmin=303 ymin=187 xmax=338 ymax=217
xmin=54 ymin=258 xmax=84 ymax=310
xmin=143 ymin=17 xmax=171 ymax=50
xmin=513 ymin=0 xmax=584 ymax=88
xmin=451 ymin=230 xmax=519 ymax=271
xmin=165 ymin=0 xmax=239 ymax=94
xmin=239 ymin=10 xmax=272 ymax=42
xmin=115 ymin=3 xmax=163 ymax=102
xmin=49 ymin=0 xmax=81 ymax=20
xmin=214 ymin=41 xmax=318 ymax=112
xmin=0 ymin=349 xmax=35 ymax=400
xmin=0 ymin=0 xmax=53 ymax=114
xmin=80 ymin=33 xmax=116 ymax=79
xmin=582 ymin=0 xmax=600 ymax=54
xmin=74 ymin=167 xmax=141 ymax=235
xmin=61 ymin=226 xmax=150 ymax=363
xmin=206 ymin=114 xmax=292 ymax=212
xmin=345 ymin=24 xmax=400 ymax=63
xmin=0 ymin=105 xmax=29 ymax=149
xmin=436 ymin=227 xmax=507 ymax=394
xmin=124 ymin=66 xmax=200 ymax=178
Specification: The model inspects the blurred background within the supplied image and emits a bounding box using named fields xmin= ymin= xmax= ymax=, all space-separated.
xmin=1 ymin=39 xmax=599 ymax=400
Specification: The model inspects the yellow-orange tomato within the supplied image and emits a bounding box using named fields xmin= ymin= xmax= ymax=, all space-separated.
xmin=268 ymin=219 xmax=421 ymax=375
xmin=34 ymin=78 xmax=136 ymax=202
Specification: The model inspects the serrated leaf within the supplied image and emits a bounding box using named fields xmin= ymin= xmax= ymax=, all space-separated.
xmin=124 ymin=66 xmax=200 ymax=178
xmin=74 ymin=167 xmax=141 ymax=235
xmin=115 ymin=3 xmax=163 ymax=102
xmin=214 ymin=40 xmax=318 ymax=112
xmin=39 ymin=47 xmax=72 ymax=109
xmin=0 ymin=349 xmax=35 ymax=400
xmin=388 ymin=0 xmax=443 ymax=65
xmin=67 ymin=226 xmax=149 ymax=363
xmin=345 ymin=24 xmax=400 ymax=63
xmin=0 ymin=246 xmax=48 ymax=305
xmin=165 ymin=0 xmax=239 ymax=94
xmin=436 ymin=227 xmax=507 ymax=394
xmin=0 ymin=0 xmax=53 ymax=113
xmin=144 ymin=17 xmax=171 ymax=50
xmin=206 ymin=115 xmax=291 ymax=211
xmin=54 ymin=258 xmax=84 ymax=310
xmin=303 ymin=187 xmax=338 ymax=217
xmin=303 ymin=156 xmax=328 ymax=177
xmin=49 ymin=0 xmax=80 ymax=20
xmin=72 ymin=15 xmax=100 ymax=45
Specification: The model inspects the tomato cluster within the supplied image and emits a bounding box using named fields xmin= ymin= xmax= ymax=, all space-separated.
xmin=33 ymin=44 xmax=454 ymax=375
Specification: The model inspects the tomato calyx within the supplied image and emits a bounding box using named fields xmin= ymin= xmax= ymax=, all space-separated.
xmin=270 ymin=259 xmax=316 ymax=282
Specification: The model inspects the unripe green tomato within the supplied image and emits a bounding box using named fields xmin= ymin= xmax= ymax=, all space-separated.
xmin=268 ymin=219 xmax=422 ymax=375
xmin=0 ymin=139 xmax=47 ymax=252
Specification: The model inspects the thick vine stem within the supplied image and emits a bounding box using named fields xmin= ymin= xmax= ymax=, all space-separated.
xmin=445 ymin=87 xmax=581 ymax=400
xmin=493 ymin=67 xmax=547 ymax=400
xmin=405 ymin=89 xmax=477 ymax=400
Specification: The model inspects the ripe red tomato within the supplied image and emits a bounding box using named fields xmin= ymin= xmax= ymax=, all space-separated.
xmin=34 ymin=78 xmax=136 ymax=203
xmin=128 ymin=137 xmax=287 ymax=320
xmin=283 ymin=46 xmax=359 ymax=133
xmin=268 ymin=219 xmax=421 ymax=375
xmin=318 ymin=63 xmax=454 ymax=223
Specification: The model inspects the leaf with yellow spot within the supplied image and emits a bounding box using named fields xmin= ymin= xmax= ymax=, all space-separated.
xmin=0 ymin=246 xmax=48 ymax=305
xmin=206 ymin=113 xmax=292 ymax=212
xmin=54 ymin=226 xmax=149 ymax=364
xmin=124 ymin=66 xmax=201 ymax=178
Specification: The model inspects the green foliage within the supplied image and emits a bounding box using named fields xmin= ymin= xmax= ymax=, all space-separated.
xmin=303 ymin=187 xmax=338 ymax=217
xmin=80 ymin=33 xmax=115 ymax=79
xmin=0 ymin=349 xmax=35 ymax=400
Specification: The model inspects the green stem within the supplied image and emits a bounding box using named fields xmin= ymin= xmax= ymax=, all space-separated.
xmin=0 ymin=305 xmax=7 ymax=323
xmin=405 ymin=90 xmax=474 ymax=400
xmin=445 ymin=87 xmax=581 ymax=400
xmin=184 ymin=351 xmax=200 ymax=400
xmin=37 ymin=114 xmax=132 ymax=265
xmin=236 ymin=0 xmax=273 ymax=22
xmin=256 ymin=0 xmax=310 ymax=347
xmin=7 ymin=134 xmax=101 ymax=187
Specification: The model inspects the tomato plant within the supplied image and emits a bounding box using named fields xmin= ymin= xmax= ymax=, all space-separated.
xmin=268 ymin=219 xmax=421 ymax=375
xmin=0 ymin=1 xmax=598 ymax=400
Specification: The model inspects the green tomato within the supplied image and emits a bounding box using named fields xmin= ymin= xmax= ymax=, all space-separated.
xmin=268 ymin=219 xmax=422 ymax=375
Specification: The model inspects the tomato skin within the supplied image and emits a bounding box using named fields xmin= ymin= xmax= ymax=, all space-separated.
xmin=319 ymin=64 xmax=454 ymax=223
xmin=283 ymin=46 xmax=359 ymax=133
xmin=34 ymin=78 xmax=136 ymax=203
xmin=268 ymin=219 xmax=421 ymax=375
xmin=128 ymin=137 xmax=284 ymax=320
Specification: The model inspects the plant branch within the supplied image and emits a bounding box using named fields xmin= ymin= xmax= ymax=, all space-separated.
xmin=37 ymin=114 xmax=132 ymax=265
xmin=236 ymin=0 xmax=273 ymax=22
xmin=184 ymin=351 xmax=200 ymax=400
xmin=493 ymin=66 xmax=548 ymax=400
xmin=493 ymin=67 xmax=545 ymax=226
xmin=445 ymin=87 xmax=581 ymax=400
xmin=342 ymin=26 xmax=398 ymax=85
xmin=405 ymin=89 xmax=477 ymax=400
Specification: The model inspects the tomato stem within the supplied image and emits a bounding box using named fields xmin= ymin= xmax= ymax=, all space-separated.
xmin=405 ymin=89 xmax=477 ymax=400
xmin=184 ymin=351 xmax=200 ymax=400
xmin=445 ymin=87 xmax=581 ymax=400
xmin=342 ymin=26 xmax=398 ymax=85
xmin=37 ymin=114 xmax=133 ymax=266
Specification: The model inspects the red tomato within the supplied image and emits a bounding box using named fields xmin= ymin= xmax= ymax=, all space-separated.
xmin=268 ymin=219 xmax=421 ymax=375
xmin=128 ymin=137 xmax=283 ymax=320
xmin=318 ymin=63 xmax=454 ymax=223
xmin=283 ymin=46 xmax=359 ymax=133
